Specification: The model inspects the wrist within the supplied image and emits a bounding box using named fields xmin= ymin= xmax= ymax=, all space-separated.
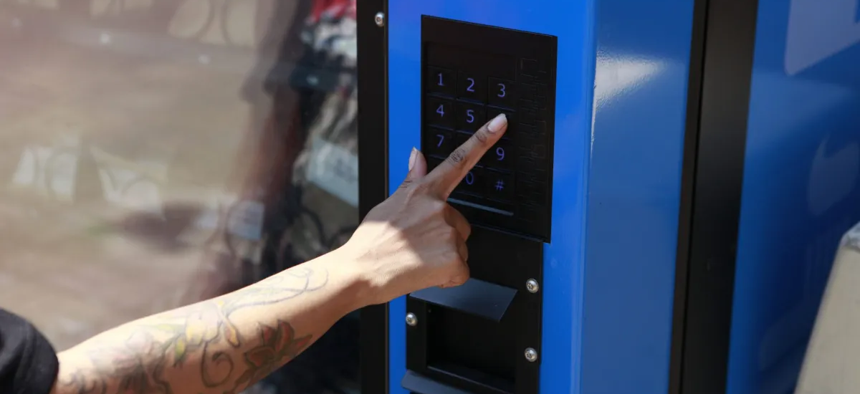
xmin=315 ymin=245 xmax=376 ymax=313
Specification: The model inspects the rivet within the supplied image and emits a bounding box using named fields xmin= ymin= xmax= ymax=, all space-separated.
xmin=525 ymin=347 xmax=538 ymax=362
xmin=526 ymin=279 xmax=539 ymax=293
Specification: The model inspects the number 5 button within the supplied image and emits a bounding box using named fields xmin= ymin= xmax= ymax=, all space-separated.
xmin=456 ymin=102 xmax=486 ymax=132
xmin=488 ymin=77 xmax=516 ymax=108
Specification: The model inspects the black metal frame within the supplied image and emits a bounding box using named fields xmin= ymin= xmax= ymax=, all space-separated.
xmin=357 ymin=0 xmax=390 ymax=392
xmin=669 ymin=0 xmax=760 ymax=393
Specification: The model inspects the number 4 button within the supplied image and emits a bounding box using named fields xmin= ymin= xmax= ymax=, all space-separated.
xmin=489 ymin=77 xmax=515 ymax=108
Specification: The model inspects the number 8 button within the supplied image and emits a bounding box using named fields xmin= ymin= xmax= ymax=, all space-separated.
xmin=488 ymin=77 xmax=516 ymax=108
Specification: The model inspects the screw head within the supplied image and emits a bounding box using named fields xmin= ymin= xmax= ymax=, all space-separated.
xmin=374 ymin=12 xmax=385 ymax=27
xmin=526 ymin=279 xmax=539 ymax=293
xmin=405 ymin=312 xmax=417 ymax=326
xmin=524 ymin=347 xmax=538 ymax=362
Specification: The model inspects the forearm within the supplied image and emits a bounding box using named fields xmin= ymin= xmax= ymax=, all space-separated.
xmin=52 ymin=249 xmax=367 ymax=394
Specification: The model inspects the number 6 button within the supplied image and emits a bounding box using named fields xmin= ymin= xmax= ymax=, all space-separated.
xmin=488 ymin=77 xmax=516 ymax=108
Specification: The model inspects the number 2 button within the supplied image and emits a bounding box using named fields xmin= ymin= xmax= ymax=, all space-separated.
xmin=425 ymin=97 xmax=454 ymax=128
xmin=458 ymin=72 xmax=486 ymax=102
xmin=488 ymin=78 xmax=515 ymax=108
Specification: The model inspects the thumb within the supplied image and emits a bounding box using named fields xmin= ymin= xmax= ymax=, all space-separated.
xmin=404 ymin=147 xmax=427 ymax=182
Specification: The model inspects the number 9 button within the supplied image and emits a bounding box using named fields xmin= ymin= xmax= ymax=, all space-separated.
xmin=480 ymin=137 xmax=512 ymax=171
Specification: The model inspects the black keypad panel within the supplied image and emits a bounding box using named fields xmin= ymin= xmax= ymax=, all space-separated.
xmin=421 ymin=17 xmax=557 ymax=241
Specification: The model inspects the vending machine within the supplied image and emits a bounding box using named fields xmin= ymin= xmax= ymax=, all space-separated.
xmin=354 ymin=0 xmax=860 ymax=393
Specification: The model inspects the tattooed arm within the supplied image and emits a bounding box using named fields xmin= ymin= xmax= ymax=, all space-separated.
xmin=49 ymin=114 xmax=508 ymax=394
xmin=52 ymin=251 xmax=364 ymax=394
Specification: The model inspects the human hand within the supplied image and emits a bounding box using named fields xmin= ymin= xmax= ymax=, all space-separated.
xmin=343 ymin=114 xmax=509 ymax=306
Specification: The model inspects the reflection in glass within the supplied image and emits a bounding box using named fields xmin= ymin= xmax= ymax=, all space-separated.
xmin=0 ymin=0 xmax=359 ymax=392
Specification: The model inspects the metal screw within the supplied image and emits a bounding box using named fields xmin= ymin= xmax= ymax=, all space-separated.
xmin=405 ymin=312 xmax=417 ymax=326
xmin=526 ymin=279 xmax=540 ymax=293
xmin=524 ymin=348 xmax=538 ymax=362
xmin=374 ymin=12 xmax=385 ymax=27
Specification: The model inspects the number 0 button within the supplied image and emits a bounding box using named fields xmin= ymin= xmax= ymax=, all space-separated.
xmin=458 ymin=72 xmax=487 ymax=102
xmin=488 ymin=78 xmax=516 ymax=108
xmin=425 ymin=97 xmax=454 ymax=128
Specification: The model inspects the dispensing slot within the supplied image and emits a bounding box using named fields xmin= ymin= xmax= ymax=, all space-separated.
xmin=411 ymin=278 xmax=517 ymax=322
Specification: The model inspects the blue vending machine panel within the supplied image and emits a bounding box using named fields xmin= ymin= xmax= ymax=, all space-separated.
xmin=385 ymin=1 xmax=697 ymax=394
xmin=387 ymin=2 xmax=594 ymax=393
xmin=726 ymin=0 xmax=860 ymax=393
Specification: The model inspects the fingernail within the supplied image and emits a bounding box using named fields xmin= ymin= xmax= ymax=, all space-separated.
xmin=408 ymin=147 xmax=418 ymax=171
xmin=488 ymin=113 xmax=507 ymax=134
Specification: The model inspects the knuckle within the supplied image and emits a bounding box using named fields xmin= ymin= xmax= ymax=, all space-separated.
xmin=443 ymin=227 xmax=459 ymax=242
xmin=473 ymin=129 xmax=489 ymax=144
xmin=444 ymin=250 xmax=462 ymax=264
xmin=447 ymin=147 xmax=468 ymax=166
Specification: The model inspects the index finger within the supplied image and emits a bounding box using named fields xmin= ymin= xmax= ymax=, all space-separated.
xmin=426 ymin=113 xmax=508 ymax=197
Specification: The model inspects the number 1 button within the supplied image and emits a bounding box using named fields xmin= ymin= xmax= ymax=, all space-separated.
xmin=427 ymin=67 xmax=455 ymax=96
xmin=488 ymin=77 xmax=515 ymax=108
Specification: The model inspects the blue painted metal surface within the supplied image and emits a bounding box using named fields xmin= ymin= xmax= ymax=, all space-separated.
xmin=726 ymin=1 xmax=860 ymax=393
xmin=386 ymin=1 xmax=694 ymax=393
xmin=583 ymin=0 xmax=694 ymax=393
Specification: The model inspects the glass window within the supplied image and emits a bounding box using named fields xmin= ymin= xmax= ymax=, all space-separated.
xmin=0 ymin=0 xmax=359 ymax=392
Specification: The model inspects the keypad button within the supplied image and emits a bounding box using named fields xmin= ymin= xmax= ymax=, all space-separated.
xmin=425 ymin=97 xmax=455 ymax=128
xmin=486 ymin=107 xmax=516 ymax=134
xmin=456 ymin=102 xmax=486 ymax=132
xmin=488 ymin=78 xmax=516 ymax=108
xmin=481 ymin=138 xmax=513 ymax=171
xmin=454 ymin=167 xmax=484 ymax=196
xmin=458 ymin=71 xmax=487 ymax=102
xmin=427 ymin=67 xmax=456 ymax=96
xmin=424 ymin=128 xmax=453 ymax=158
xmin=451 ymin=131 xmax=471 ymax=149
xmin=427 ymin=156 xmax=444 ymax=172
xmin=484 ymin=170 xmax=514 ymax=201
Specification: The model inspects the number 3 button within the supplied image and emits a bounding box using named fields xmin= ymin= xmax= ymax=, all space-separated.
xmin=488 ymin=77 xmax=515 ymax=108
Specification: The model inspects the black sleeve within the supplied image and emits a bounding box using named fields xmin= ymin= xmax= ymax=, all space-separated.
xmin=0 ymin=309 xmax=59 ymax=394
